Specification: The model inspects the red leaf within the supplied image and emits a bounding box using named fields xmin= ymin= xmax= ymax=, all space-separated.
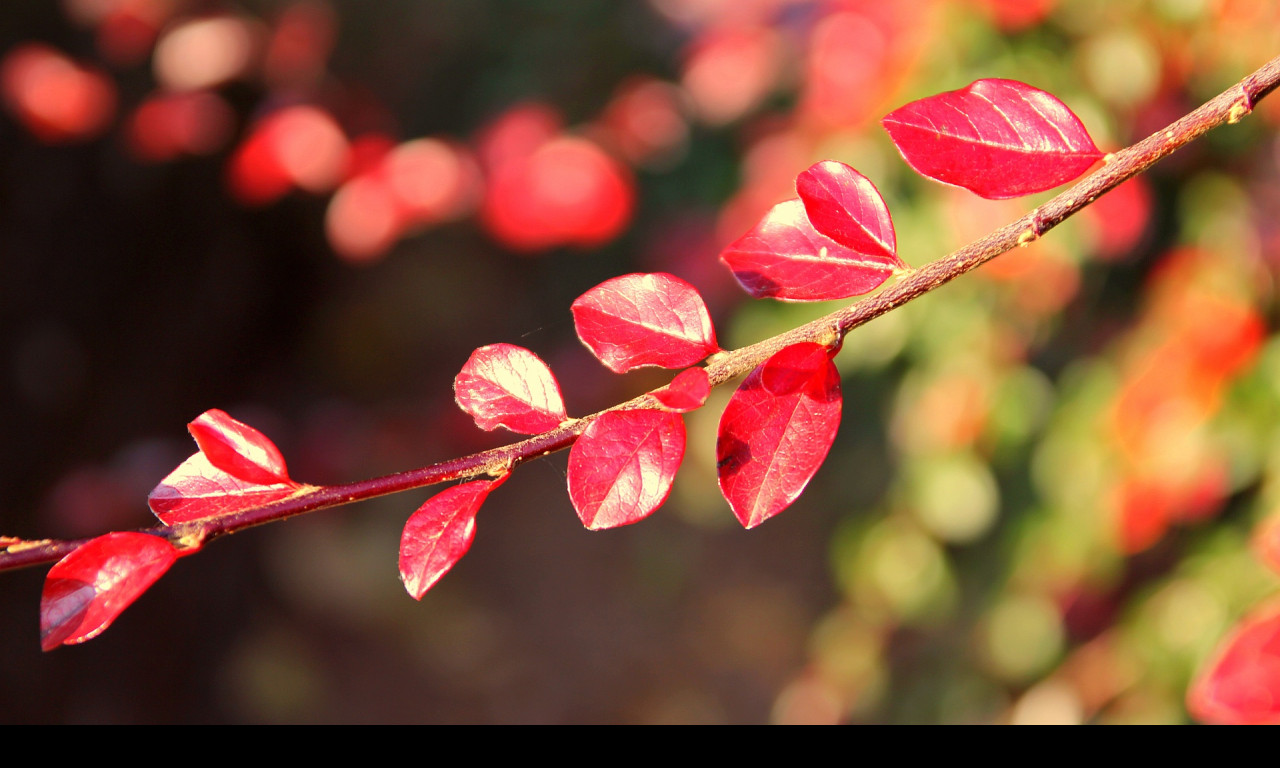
xmin=795 ymin=161 xmax=898 ymax=261
xmin=716 ymin=342 xmax=842 ymax=528
xmin=568 ymin=409 xmax=686 ymax=530
xmin=882 ymin=78 xmax=1103 ymax=199
xmin=652 ymin=367 xmax=711 ymax=413
xmin=148 ymin=452 xmax=304 ymax=525
xmin=187 ymin=408 xmax=290 ymax=485
xmin=40 ymin=532 xmax=178 ymax=651
xmin=571 ymin=273 xmax=720 ymax=373
xmin=1188 ymin=599 xmax=1280 ymax=725
xmin=454 ymin=343 xmax=568 ymax=434
xmin=399 ymin=474 xmax=508 ymax=600
xmin=719 ymin=199 xmax=900 ymax=301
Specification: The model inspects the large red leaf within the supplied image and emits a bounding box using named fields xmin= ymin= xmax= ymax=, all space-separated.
xmin=40 ymin=532 xmax=178 ymax=651
xmin=882 ymin=78 xmax=1103 ymax=199
xmin=399 ymin=474 xmax=508 ymax=599
xmin=568 ymin=409 xmax=686 ymax=530
xmin=716 ymin=342 xmax=842 ymax=528
xmin=187 ymin=408 xmax=290 ymax=485
xmin=652 ymin=367 xmax=711 ymax=413
xmin=795 ymin=161 xmax=898 ymax=261
xmin=571 ymin=273 xmax=720 ymax=373
xmin=454 ymin=343 xmax=568 ymax=434
xmin=148 ymin=452 xmax=305 ymax=525
xmin=719 ymin=199 xmax=900 ymax=301
xmin=1187 ymin=600 xmax=1280 ymax=725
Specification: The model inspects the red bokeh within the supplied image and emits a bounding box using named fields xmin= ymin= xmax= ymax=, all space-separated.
xmin=1189 ymin=599 xmax=1280 ymax=725
xmin=0 ymin=43 xmax=116 ymax=144
xmin=125 ymin=90 xmax=234 ymax=162
xmin=227 ymin=104 xmax=349 ymax=206
xmin=481 ymin=133 xmax=635 ymax=253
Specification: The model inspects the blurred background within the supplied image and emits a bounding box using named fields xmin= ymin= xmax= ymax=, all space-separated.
xmin=2 ymin=0 xmax=1280 ymax=723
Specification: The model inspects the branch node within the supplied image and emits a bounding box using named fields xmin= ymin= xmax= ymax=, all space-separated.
xmin=705 ymin=350 xmax=731 ymax=366
xmin=3 ymin=538 xmax=53 ymax=554
xmin=1017 ymin=228 xmax=1039 ymax=248
xmin=820 ymin=323 xmax=843 ymax=351
xmin=1228 ymin=90 xmax=1252 ymax=124
xmin=1102 ymin=152 xmax=1117 ymax=165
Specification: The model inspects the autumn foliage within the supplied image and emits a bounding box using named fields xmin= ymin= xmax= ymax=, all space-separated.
xmin=4 ymin=0 xmax=1280 ymax=725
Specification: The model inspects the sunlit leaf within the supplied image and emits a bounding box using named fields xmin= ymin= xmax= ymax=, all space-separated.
xmin=148 ymin=452 xmax=304 ymax=525
xmin=1188 ymin=600 xmax=1280 ymax=725
xmin=719 ymin=199 xmax=899 ymax=301
xmin=795 ymin=160 xmax=898 ymax=261
xmin=399 ymin=474 xmax=508 ymax=600
xmin=717 ymin=342 xmax=842 ymax=528
xmin=187 ymin=408 xmax=291 ymax=485
xmin=453 ymin=343 xmax=568 ymax=434
xmin=652 ymin=367 xmax=711 ymax=413
xmin=882 ymin=78 xmax=1103 ymax=199
xmin=568 ymin=409 xmax=685 ymax=530
xmin=40 ymin=532 xmax=179 ymax=651
xmin=571 ymin=273 xmax=720 ymax=373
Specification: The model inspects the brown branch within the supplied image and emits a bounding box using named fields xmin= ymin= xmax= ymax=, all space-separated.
xmin=5 ymin=53 xmax=1279 ymax=574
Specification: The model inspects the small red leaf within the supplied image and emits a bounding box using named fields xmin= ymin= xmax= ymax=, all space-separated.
xmin=148 ymin=452 xmax=304 ymax=525
xmin=187 ymin=408 xmax=290 ymax=485
xmin=795 ymin=161 xmax=898 ymax=260
xmin=40 ymin=532 xmax=178 ymax=651
xmin=399 ymin=474 xmax=508 ymax=599
xmin=716 ymin=342 xmax=842 ymax=528
xmin=882 ymin=79 xmax=1103 ymax=199
xmin=568 ymin=409 xmax=686 ymax=530
xmin=652 ymin=367 xmax=711 ymax=413
xmin=454 ymin=343 xmax=568 ymax=434
xmin=719 ymin=199 xmax=899 ymax=301
xmin=571 ymin=273 xmax=720 ymax=373
xmin=1188 ymin=599 xmax=1280 ymax=725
